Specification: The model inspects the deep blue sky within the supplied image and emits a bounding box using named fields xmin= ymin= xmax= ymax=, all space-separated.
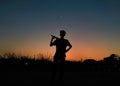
xmin=0 ymin=0 xmax=120 ymax=60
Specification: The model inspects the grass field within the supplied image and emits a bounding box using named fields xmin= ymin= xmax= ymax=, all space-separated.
xmin=0 ymin=71 xmax=120 ymax=86
xmin=0 ymin=53 xmax=120 ymax=86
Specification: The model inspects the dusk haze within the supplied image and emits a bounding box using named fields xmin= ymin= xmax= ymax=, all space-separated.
xmin=0 ymin=0 xmax=120 ymax=61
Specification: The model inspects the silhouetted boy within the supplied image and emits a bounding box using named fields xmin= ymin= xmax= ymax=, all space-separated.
xmin=50 ymin=30 xmax=72 ymax=83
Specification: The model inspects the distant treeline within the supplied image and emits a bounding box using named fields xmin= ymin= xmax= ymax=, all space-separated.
xmin=0 ymin=53 xmax=120 ymax=72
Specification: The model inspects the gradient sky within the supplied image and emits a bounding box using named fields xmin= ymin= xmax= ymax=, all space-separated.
xmin=0 ymin=0 xmax=120 ymax=61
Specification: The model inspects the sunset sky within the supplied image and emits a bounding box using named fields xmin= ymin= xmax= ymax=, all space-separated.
xmin=0 ymin=0 xmax=120 ymax=61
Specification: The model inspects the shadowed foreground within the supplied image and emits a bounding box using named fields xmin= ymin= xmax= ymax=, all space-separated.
xmin=0 ymin=53 xmax=120 ymax=86
xmin=0 ymin=72 xmax=120 ymax=86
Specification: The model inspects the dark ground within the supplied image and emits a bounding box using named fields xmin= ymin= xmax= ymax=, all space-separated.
xmin=0 ymin=54 xmax=120 ymax=86
xmin=0 ymin=71 xmax=120 ymax=86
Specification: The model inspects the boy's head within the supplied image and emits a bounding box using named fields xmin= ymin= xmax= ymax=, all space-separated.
xmin=60 ymin=30 xmax=66 ymax=37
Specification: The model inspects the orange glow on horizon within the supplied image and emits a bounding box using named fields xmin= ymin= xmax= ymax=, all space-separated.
xmin=0 ymin=46 xmax=113 ymax=61
xmin=0 ymin=33 xmax=119 ymax=61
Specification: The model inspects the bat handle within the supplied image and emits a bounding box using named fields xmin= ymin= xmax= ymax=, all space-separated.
xmin=51 ymin=35 xmax=58 ymax=39
xmin=51 ymin=35 xmax=56 ymax=38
